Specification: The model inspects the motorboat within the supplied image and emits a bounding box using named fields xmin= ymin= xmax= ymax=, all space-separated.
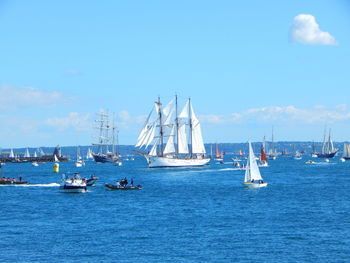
xmin=60 ymin=173 xmax=87 ymax=193
xmin=0 ymin=178 xmax=28 ymax=185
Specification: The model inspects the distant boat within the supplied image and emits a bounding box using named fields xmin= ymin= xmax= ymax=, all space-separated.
xmin=316 ymin=128 xmax=338 ymax=158
xmin=259 ymin=137 xmax=268 ymax=167
xmin=24 ymin=148 xmax=30 ymax=158
xmin=9 ymin=149 xmax=14 ymax=159
xmin=75 ymin=146 xmax=85 ymax=167
xmin=92 ymin=111 xmax=121 ymax=164
xmin=214 ymin=143 xmax=224 ymax=162
xmin=86 ymin=148 xmax=94 ymax=160
xmin=135 ymin=96 xmax=210 ymax=168
xmin=293 ymin=150 xmax=302 ymax=160
xmin=267 ymin=127 xmax=277 ymax=160
xmin=32 ymin=161 xmax=39 ymax=167
xmin=342 ymin=143 xmax=350 ymax=160
xmin=311 ymin=141 xmax=318 ymax=158
xmin=244 ymin=141 xmax=267 ymax=188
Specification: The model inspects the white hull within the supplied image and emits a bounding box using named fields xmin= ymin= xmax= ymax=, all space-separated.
xmin=146 ymin=156 xmax=210 ymax=168
xmin=60 ymin=186 xmax=87 ymax=193
xmin=244 ymin=182 xmax=268 ymax=188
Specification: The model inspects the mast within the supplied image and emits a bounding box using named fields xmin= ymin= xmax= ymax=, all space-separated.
xmin=157 ymin=97 xmax=164 ymax=157
xmin=188 ymin=98 xmax=193 ymax=157
xmin=112 ymin=113 xmax=116 ymax=154
xmin=175 ymin=94 xmax=179 ymax=155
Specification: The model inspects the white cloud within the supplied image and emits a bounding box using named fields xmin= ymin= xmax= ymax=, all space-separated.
xmin=46 ymin=112 xmax=91 ymax=131
xmin=291 ymin=14 xmax=337 ymax=45
xmin=0 ymin=85 xmax=68 ymax=110
xmin=199 ymin=105 xmax=350 ymax=125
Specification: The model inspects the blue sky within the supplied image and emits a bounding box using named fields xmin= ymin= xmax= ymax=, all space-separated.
xmin=0 ymin=0 xmax=350 ymax=147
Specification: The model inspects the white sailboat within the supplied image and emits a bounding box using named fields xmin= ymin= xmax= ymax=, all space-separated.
xmin=86 ymin=148 xmax=94 ymax=160
xmin=75 ymin=146 xmax=85 ymax=167
xmin=244 ymin=141 xmax=267 ymax=188
xmin=135 ymin=96 xmax=210 ymax=168
xmin=24 ymin=148 xmax=30 ymax=158
xmin=341 ymin=143 xmax=350 ymax=161
xmin=9 ymin=149 xmax=15 ymax=159
xmin=267 ymin=127 xmax=277 ymax=160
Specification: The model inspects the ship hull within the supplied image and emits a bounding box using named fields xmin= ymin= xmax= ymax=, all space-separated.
xmin=316 ymin=152 xmax=337 ymax=158
xmin=146 ymin=156 xmax=210 ymax=168
xmin=92 ymin=154 xmax=119 ymax=163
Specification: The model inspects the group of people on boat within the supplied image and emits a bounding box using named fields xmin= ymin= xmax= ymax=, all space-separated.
xmin=0 ymin=176 xmax=22 ymax=183
xmin=116 ymin=177 xmax=134 ymax=187
xmin=251 ymin=179 xmax=264 ymax=184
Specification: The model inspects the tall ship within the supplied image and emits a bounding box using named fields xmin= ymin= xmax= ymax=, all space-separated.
xmin=342 ymin=143 xmax=350 ymax=160
xmin=135 ymin=96 xmax=210 ymax=168
xmin=316 ymin=128 xmax=338 ymax=158
xmin=92 ymin=111 xmax=121 ymax=164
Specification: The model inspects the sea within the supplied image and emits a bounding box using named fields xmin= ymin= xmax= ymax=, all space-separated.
xmin=0 ymin=155 xmax=349 ymax=263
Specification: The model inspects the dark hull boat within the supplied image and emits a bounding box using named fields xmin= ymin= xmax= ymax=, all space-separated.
xmin=105 ymin=184 xmax=142 ymax=190
xmin=316 ymin=152 xmax=337 ymax=159
xmin=92 ymin=153 xmax=119 ymax=163
xmin=0 ymin=180 xmax=28 ymax=185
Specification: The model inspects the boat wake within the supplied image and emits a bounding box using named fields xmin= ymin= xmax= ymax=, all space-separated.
xmin=16 ymin=183 xmax=60 ymax=187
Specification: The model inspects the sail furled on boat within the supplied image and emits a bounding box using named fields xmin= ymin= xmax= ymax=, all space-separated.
xmin=190 ymin=102 xmax=206 ymax=154
xmin=245 ymin=141 xmax=263 ymax=183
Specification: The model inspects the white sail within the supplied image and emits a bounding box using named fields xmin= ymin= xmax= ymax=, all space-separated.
xmin=343 ymin=144 xmax=350 ymax=158
xmin=34 ymin=151 xmax=37 ymax=158
xmin=24 ymin=148 xmax=30 ymax=158
xmin=9 ymin=149 xmax=14 ymax=158
xmin=86 ymin=148 xmax=93 ymax=159
xmin=162 ymin=98 xmax=174 ymax=126
xmin=244 ymin=141 xmax=263 ymax=183
xmin=190 ymin=102 xmax=206 ymax=154
xmin=178 ymin=123 xmax=189 ymax=154
xmin=149 ymin=139 xmax=159 ymax=156
xmin=54 ymin=154 xmax=59 ymax=162
xmin=136 ymin=107 xmax=154 ymax=147
xmin=164 ymin=127 xmax=175 ymax=154
xmin=77 ymin=147 xmax=82 ymax=160
xmin=144 ymin=124 xmax=156 ymax=148
xmin=178 ymin=100 xmax=189 ymax=119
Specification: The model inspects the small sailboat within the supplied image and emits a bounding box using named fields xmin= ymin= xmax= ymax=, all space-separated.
xmin=244 ymin=141 xmax=267 ymax=188
xmin=9 ymin=149 xmax=15 ymax=159
xmin=86 ymin=148 xmax=94 ymax=160
xmin=259 ymin=137 xmax=268 ymax=167
xmin=311 ymin=141 xmax=318 ymax=158
xmin=293 ymin=150 xmax=302 ymax=160
xmin=24 ymin=148 xmax=31 ymax=158
xmin=75 ymin=146 xmax=85 ymax=167
xmin=342 ymin=143 xmax=350 ymax=161
xmin=214 ymin=143 xmax=224 ymax=162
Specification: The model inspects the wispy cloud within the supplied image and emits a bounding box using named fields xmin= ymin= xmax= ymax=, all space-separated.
xmin=46 ymin=112 xmax=92 ymax=131
xmin=0 ymin=85 xmax=69 ymax=110
xmin=291 ymin=14 xmax=337 ymax=45
xmin=199 ymin=105 xmax=350 ymax=124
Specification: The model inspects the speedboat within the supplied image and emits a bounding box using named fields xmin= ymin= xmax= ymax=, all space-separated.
xmin=32 ymin=162 xmax=39 ymax=167
xmin=60 ymin=173 xmax=87 ymax=193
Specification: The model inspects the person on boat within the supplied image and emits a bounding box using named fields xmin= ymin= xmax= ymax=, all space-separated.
xmin=130 ymin=178 xmax=134 ymax=187
xmin=251 ymin=179 xmax=254 ymax=183
xmin=19 ymin=176 xmax=22 ymax=182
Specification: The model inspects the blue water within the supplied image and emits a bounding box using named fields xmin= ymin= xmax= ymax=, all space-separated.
xmin=0 ymin=156 xmax=349 ymax=262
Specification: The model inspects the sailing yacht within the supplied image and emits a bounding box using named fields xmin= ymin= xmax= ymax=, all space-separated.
xmin=259 ymin=138 xmax=268 ymax=167
xmin=92 ymin=111 xmax=121 ymax=164
xmin=342 ymin=143 xmax=350 ymax=160
xmin=244 ymin=141 xmax=267 ymax=188
xmin=311 ymin=141 xmax=318 ymax=158
xmin=75 ymin=146 xmax=85 ymax=167
xmin=24 ymin=148 xmax=30 ymax=158
xmin=86 ymin=148 xmax=94 ymax=160
xmin=316 ymin=129 xmax=338 ymax=158
xmin=214 ymin=143 xmax=224 ymax=162
xmin=135 ymin=96 xmax=210 ymax=168
xmin=9 ymin=149 xmax=15 ymax=159
xmin=293 ymin=150 xmax=302 ymax=160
